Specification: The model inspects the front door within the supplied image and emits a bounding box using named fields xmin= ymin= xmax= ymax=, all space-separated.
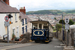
xmin=17 ymin=27 xmax=19 ymax=37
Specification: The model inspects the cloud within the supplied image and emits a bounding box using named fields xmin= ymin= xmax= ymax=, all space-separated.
xmin=10 ymin=0 xmax=75 ymax=12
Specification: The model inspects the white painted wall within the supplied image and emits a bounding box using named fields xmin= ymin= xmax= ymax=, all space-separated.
xmin=0 ymin=13 xmax=22 ymax=40
xmin=9 ymin=13 xmax=22 ymax=40
xmin=0 ymin=14 xmax=7 ymax=39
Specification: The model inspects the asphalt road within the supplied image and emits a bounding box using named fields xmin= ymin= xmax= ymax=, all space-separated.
xmin=8 ymin=38 xmax=63 ymax=50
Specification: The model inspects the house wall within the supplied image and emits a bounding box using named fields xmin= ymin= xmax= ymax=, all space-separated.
xmin=21 ymin=19 xmax=27 ymax=34
xmin=0 ymin=13 xmax=22 ymax=40
xmin=27 ymin=22 xmax=32 ymax=33
xmin=0 ymin=14 xmax=7 ymax=39
xmin=9 ymin=13 xmax=22 ymax=40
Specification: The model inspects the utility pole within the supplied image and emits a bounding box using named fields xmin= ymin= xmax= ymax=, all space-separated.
xmin=65 ymin=18 xmax=69 ymax=46
xmin=4 ymin=14 xmax=13 ymax=43
xmin=7 ymin=25 xmax=9 ymax=43
xmin=62 ymin=13 xmax=64 ymax=41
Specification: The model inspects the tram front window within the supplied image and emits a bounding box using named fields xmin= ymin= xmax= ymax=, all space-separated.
xmin=39 ymin=24 xmax=42 ymax=29
xmin=33 ymin=24 xmax=37 ymax=29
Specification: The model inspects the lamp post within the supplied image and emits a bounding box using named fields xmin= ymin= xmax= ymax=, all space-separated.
xmin=62 ymin=12 xmax=65 ymax=41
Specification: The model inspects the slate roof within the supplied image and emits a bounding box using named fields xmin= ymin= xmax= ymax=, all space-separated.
xmin=20 ymin=12 xmax=31 ymax=22
xmin=0 ymin=1 xmax=19 ymax=13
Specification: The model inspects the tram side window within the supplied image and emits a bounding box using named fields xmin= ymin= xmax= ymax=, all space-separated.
xmin=39 ymin=24 xmax=42 ymax=29
xmin=33 ymin=24 xmax=37 ymax=29
xmin=43 ymin=26 xmax=48 ymax=29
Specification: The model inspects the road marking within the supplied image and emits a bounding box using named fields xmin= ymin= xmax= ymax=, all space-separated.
xmin=54 ymin=46 xmax=64 ymax=48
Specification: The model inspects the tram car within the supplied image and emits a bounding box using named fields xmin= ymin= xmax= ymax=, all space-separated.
xmin=31 ymin=20 xmax=53 ymax=43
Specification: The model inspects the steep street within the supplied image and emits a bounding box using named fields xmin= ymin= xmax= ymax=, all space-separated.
xmin=4 ymin=38 xmax=63 ymax=50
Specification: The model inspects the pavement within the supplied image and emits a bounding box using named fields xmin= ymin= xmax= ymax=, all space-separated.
xmin=0 ymin=43 xmax=17 ymax=47
xmin=0 ymin=38 xmax=64 ymax=50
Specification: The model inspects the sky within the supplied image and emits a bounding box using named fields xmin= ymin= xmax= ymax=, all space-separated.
xmin=10 ymin=0 xmax=75 ymax=12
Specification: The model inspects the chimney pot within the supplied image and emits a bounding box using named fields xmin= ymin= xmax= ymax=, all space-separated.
xmin=3 ymin=0 xmax=9 ymax=5
xmin=20 ymin=7 xmax=26 ymax=14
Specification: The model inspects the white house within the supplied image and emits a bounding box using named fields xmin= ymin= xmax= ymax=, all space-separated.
xmin=0 ymin=0 xmax=22 ymax=40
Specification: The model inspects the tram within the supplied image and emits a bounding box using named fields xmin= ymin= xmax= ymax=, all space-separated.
xmin=31 ymin=20 xmax=53 ymax=43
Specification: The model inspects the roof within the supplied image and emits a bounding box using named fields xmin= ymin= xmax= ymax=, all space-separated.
xmin=20 ymin=12 xmax=31 ymax=22
xmin=0 ymin=1 xmax=19 ymax=13
xmin=30 ymin=20 xmax=49 ymax=23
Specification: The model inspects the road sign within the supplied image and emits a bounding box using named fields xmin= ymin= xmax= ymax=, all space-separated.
xmin=65 ymin=18 xmax=69 ymax=24
xmin=65 ymin=24 xmax=69 ymax=30
xmin=4 ymin=21 xmax=10 ymax=26
xmin=5 ymin=16 xmax=9 ymax=22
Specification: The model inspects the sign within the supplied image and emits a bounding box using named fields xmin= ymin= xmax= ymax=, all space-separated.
xmin=65 ymin=18 xmax=69 ymax=24
xmin=4 ymin=21 xmax=10 ymax=26
xmin=5 ymin=16 xmax=9 ymax=22
xmin=65 ymin=24 xmax=69 ymax=30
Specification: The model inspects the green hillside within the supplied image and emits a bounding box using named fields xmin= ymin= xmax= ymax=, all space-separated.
xmin=26 ymin=10 xmax=75 ymax=15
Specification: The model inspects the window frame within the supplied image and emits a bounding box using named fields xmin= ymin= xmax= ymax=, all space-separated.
xmin=15 ymin=13 xmax=17 ymax=22
xmin=25 ymin=18 xmax=27 ymax=24
xmin=22 ymin=19 xmax=24 ymax=26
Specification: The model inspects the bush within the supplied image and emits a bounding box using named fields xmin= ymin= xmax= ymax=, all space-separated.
xmin=15 ymin=37 xmax=19 ymax=41
xmin=19 ymin=32 xmax=31 ymax=42
xmin=56 ymin=24 xmax=62 ymax=31
xmin=69 ymin=19 xmax=74 ymax=25
xmin=11 ymin=33 xmax=16 ymax=41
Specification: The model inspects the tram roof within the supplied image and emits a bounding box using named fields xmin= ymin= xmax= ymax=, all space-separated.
xmin=30 ymin=20 xmax=53 ymax=29
xmin=30 ymin=20 xmax=49 ymax=23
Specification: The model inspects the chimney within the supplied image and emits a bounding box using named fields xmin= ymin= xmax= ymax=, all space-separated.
xmin=20 ymin=7 xmax=26 ymax=14
xmin=3 ymin=0 xmax=9 ymax=5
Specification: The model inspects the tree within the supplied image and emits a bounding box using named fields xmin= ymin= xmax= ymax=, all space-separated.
xmin=59 ymin=19 xmax=65 ymax=24
xmin=54 ymin=17 xmax=56 ymax=20
xmin=68 ymin=19 xmax=74 ymax=25
xmin=56 ymin=24 xmax=62 ymax=31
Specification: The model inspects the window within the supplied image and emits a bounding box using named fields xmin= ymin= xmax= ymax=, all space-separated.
xmin=25 ymin=18 xmax=27 ymax=24
xmin=22 ymin=19 xmax=24 ymax=25
xmin=26 ymin=26 xmax=27 ymax=32
xmin=43 ymin=26 xmax=48 ymax=29
xmin=13 ymin=29 xmax=15 ymax=34
xmin=33 ymin=24 xmax=37 ymax=29
xmin=39 ymin=24 xmax=42 ymax=29
xmin=11 ymin=18 xmax=13 ymax=23
xmin=15 ymin=13 xmax=17 ymax=22
xmin=22 ymin=27 xmax=24 ymax=34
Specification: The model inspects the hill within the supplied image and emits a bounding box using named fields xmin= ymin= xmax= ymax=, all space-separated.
xmin=26 ymin=10 xmax=75 ymax=15
xmin=26 ymin=10 xmax=63 ymax=15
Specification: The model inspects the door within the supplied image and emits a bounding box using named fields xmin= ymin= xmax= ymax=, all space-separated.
xmin=17 ymin=27 xmax=19 ymax=37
